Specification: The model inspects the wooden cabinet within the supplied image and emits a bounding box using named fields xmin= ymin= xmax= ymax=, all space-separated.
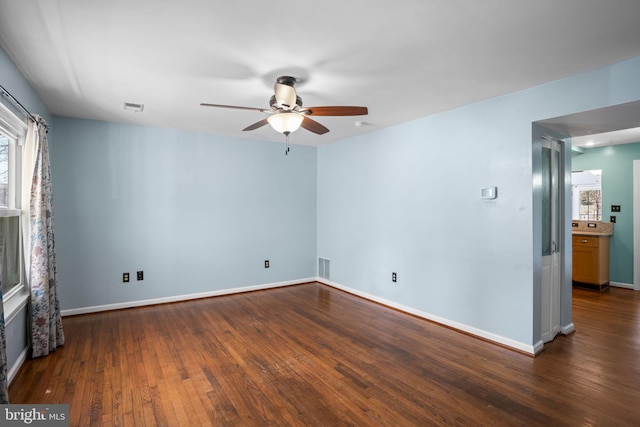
xmin=572 ymin=234 xmax=610 ymax=290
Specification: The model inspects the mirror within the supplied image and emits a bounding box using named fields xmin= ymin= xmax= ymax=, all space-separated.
xmin=571 ymin=169 xmax=602 ymax=221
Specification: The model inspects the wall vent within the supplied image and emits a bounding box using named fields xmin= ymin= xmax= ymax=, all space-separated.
xmin=318 ymin=257 xmax=330 ymax=280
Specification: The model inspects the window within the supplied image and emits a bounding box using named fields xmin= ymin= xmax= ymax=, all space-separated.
xmin=0 ymin=215 xmax=20 ymax=295
xmin=571 ymin=170 xmax=602 ymax=221
xmin=0 ymin=133 xmax=8 ymax=207
xmin=578 ymin=189 xmax=602 ymax=221
xmin=0 ymin=103 xmax=26 ymax=301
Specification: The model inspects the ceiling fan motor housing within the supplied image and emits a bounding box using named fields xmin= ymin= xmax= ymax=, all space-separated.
xmin=270 ymin=95 xmax=302 ymax=110
xmin=276 ymin=76 xmax=297 ymax=87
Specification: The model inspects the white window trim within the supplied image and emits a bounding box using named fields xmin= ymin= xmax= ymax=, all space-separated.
xmin=4 ymin=288 xmax=28 ymax=323
xmin=0 ymin=101 xmax=29 ymax=322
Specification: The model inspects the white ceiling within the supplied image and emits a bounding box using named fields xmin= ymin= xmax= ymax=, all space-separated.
xmin=2 ymin=1 xmax=640 ymax=146
xmin=538 ymin=100 xmax=640 ymax=148
xmin=571 ymin=127 xmax=640 ymax=148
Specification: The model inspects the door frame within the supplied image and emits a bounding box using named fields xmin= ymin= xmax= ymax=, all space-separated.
xmin=634 ymin=160 xmax=640 ymax=290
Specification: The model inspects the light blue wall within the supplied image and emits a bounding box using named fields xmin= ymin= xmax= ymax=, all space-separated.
xmin=317 ymin=56 xmax=640 ymax=347
xmin=51 ymin=117 xmax=318 ymax=310
xmin=0 ymin=47 xmax=52 ymax=124
xmin=572 ymin=142 xmax=640 ymax=285
xmin=1 ymin=47 xmax=52 ymax=380
xmin=4 ymin=307 xmax=27 ymax=374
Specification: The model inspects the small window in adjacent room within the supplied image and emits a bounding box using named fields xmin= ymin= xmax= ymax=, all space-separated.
xmin=571 ymin=169 xmax=602 ymax=221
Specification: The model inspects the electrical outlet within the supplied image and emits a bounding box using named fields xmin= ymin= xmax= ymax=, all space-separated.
xmin=137 ymin=271 xmax=144 ymax=281
xmin=392 ymin=272 xmax=397 ymax=283
xmin=265 ymin=260 xmax=270 ymax=269
xmin=123 ymin=273 xmax=129 ymax=283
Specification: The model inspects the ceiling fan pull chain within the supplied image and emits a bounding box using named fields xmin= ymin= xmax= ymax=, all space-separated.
xmin=285 ymin=133 xmax=290 ymax=155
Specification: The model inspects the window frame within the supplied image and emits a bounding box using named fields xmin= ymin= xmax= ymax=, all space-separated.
xmin=0 ymin=101 xmax=29 ymax=322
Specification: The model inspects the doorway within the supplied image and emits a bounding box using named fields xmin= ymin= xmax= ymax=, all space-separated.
xmin=537 ymin=101 xmax=640 ymax=293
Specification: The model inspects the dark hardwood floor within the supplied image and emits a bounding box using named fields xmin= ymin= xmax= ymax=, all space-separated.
xmin=8 ymin=282 xmax=640 ymax=426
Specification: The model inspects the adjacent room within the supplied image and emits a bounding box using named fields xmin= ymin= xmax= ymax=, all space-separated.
xmin=1 ymin=1 xmax=640 ymax=425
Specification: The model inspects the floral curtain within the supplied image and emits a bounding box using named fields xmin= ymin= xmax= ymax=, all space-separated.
xmin=30 ymin=116 xmax=64 ymax=357
xmin=0 ymin=286 xmax=7 ymax=403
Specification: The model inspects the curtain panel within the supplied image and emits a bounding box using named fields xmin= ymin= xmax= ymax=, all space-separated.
xmin=30 ymin=116 xmax=64 ymax=358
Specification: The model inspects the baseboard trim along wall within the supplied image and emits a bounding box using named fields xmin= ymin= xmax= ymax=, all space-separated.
xmin=561 ymin=323 xmax=576 ymax=335
xmin=61 ymin=277 xmax=541 ymax=355
xmin=532 ymin=340 xmax=545 ymax=355
xmin=60 ymin=278 xmax=316 ymax=317
xmin=317 ymin=277 xmax=538 ymax=355
xmin=610 ymin=281 xmax=634 ymax=290
xmin=8 ymin=346 xmax=28 ymax=385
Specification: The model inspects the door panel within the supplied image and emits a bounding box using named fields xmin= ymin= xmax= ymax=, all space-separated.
xmin=541 ymin=138 xmax=562 ymax=343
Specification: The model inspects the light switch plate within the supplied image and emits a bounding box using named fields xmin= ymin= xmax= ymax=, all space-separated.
xmin=481 ymin=186 xmax=497 ymax=199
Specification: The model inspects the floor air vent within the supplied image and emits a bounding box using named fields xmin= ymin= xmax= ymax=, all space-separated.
xmin=318 ymin=257 xmax=330 ymax=280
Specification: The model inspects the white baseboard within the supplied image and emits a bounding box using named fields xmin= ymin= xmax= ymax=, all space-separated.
xmin=610 ymin=281 xmax=634 ymax=290
xmin=561 ymin=322 xmax=575 ymax=335
xmin=532 ymin=340 xmax=545 ymax=355
xmin=8 ymin=346 xmax=29 ymax=385
xmin=317 ymin=278 xmax=537 ymax=355
xmin=61 ymin=278 xmax=316 ymax=317
xmin=61 ymin=277 xmax=540 ymax=355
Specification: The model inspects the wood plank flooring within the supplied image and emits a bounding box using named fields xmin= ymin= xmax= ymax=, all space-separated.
xmin=8 ymin=282 xmax=640 ymax=426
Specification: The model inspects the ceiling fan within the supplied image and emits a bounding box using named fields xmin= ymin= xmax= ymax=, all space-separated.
xmin=201 ymin=76 xmax=368 ymax=137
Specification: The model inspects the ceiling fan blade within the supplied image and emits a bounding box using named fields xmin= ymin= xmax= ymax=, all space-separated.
xmin=200 ymin=103 xmax=270 ymax=113
xmin=274 ymin=83 xmax=297 ymax=109
xmin=243 ymin=118 xmax=270 ymax=131
xmin=300 ymin=116 xmax=330 ymax=135
xmin=302 ymin=106 xmax=368 ymax=116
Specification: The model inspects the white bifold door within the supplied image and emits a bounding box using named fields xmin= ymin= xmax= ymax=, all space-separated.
xmin=541 ymin=138 xmax=563 ymax=343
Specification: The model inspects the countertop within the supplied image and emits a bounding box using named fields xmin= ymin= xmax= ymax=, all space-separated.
xmin=572 ymin=231 xmax=613 ymax=237
xmin=571 ymin=220 xmax=614 ymax=237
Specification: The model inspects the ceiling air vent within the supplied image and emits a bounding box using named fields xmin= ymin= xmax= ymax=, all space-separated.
xmin=123 ymin=102 xmax=144 ymax=113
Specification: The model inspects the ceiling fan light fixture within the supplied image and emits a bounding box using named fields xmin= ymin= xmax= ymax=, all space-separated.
xmin=267 ymin=112 xmax=303 ymax=134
